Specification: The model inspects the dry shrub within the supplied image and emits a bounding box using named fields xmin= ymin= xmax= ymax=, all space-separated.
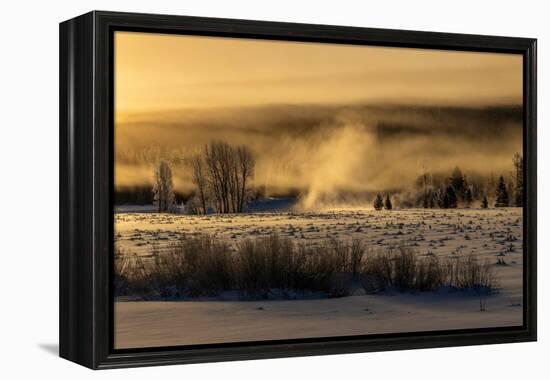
xmin=392 ymin=247 xmax=418 ymax=289
xmin=349 ymin=239 xmax=366 ymax=275
xmin=295 ymin=244 xmax=335 ymax=294
xmin=415 ymin=257 xmax=446 ymax=291
xmin=160 ymin=236 xmax=234 ymax=296
xmin=359 ymin=273 xmax=386 ymax=294
xmin=115 ymin=235 xmax=498 ymax=299
xmin=446 ymin=255 xmax=498 ymax=293
xmin=236 ymin=235 xmax=299 ymax=298
xmin=361 ymin=250 xmax=393 ymax=286
xmin=236 ymin=235 xmax=354 ymax=298
xmin=327 ymin=273 xmax=354 ymax=298
xmin=360 ymin=248 xmax=494 ymax=293
xmin=114 ymin=248 xmax=152 ymax=296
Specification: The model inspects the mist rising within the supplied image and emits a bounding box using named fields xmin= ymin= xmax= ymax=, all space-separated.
xmin=115 ymin=32 xmax=522 ymax=209
xmin=115 ymin=103 xmax=522 ymax=207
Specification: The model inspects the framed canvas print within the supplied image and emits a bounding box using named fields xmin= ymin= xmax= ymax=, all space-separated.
xmin=59 ymin=11 xmax=537 ymax=369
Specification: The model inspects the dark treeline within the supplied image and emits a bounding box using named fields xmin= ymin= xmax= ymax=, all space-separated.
xmin=115 ymin=185 xmax=154 ymax=205
xmin=115 ymin=185 xmax=188 ymax=205
xmin=384 ymin=152 xmax=523 ymax=210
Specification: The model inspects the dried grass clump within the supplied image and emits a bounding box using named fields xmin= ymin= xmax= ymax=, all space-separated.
xmin=446 ymin=255 xmax=498 ymax=293
xmin=236 ymin=235 xmax=360 ymax=298
xmin=115 ymin=235 xmax=498 ymax=299
xmin=361 ymin=247 xmax=496 ymax=293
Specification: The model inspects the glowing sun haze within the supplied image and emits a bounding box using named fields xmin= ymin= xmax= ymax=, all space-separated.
xmin=115 ymin=32 xmax=522 ymax=113
xmin=114 ymin=31 xmax=523 ymax=201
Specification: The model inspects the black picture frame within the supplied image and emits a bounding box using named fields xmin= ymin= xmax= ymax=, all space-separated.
xmin=59 ymin=10 xmax=537 ymax=369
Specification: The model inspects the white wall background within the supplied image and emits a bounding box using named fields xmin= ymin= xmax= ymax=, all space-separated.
xmin=0 ymin=0 xmax=547 ymax=377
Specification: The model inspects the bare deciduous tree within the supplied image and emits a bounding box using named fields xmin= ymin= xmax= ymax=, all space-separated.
xmin=153 ymin=160 xmax=175 ymax=212
xmin=204 ymin=142 xmax=226 ymax=213
xmin=190 ymin=153 xmax=208 ymax=215
xmin=236 ymin=145 xmax=254 ymax=212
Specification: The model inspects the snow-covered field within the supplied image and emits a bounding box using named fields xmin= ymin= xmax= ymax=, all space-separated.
xmin=114 ymin=207 xmax=523 ymax=349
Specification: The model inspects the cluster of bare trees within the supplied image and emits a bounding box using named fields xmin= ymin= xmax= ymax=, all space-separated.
xmin=150 ymin=141 xmax=255 ymax=214
xmin=190 ymin=141 xmax=255 ymax=214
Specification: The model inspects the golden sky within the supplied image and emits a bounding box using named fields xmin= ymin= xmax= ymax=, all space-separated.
xmin=115 ymin=31 xmax=522 ymax=114
xmin=114 ymin=31 xmax=523 ymax=198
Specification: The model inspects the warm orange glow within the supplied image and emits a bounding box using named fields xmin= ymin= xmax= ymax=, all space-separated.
xmin=115 ymin=32 xmax=522 ymax=113
xmin=114 ymin=31 xmax=523 ymax=197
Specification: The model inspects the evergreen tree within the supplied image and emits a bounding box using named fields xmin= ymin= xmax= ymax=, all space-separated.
xmin=384 ymin=194 xmax=392 ymax=210
xmin=437 ymin=188 xmax=446 ymax=208
xmin=494 ymin=176 xmax=509 ymax=207
xmin=428 ymin=191 xmax=436 ymax=208
xmin=481 ymin=195 xmax=488 ymax=209
xmin=513 ymin=153 xmax=524 ymax=207
xmin=450 ymin=167 xmax=467 ymax=200
xmin=464 ymin=187 xmax=473 ymax=207
xmin=443 ymin=185 xmax=457 ymax=208
xmin=373 ymin=193 xmax=384 ymax=211
xmin=416 ymin=169 xmax=432 ymax=208
xmin=486 ymin=173 xmax=497 ymax=200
